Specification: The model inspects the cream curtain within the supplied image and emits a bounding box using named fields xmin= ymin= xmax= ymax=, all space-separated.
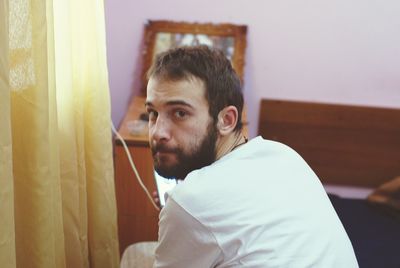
xmin=0 ymin=0 xmax=119 ymax=267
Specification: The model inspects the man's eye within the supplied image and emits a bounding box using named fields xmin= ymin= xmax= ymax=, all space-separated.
xmin=148 ymin=110 xmax=158 ymax=120
xmin=174 ymin=110 xmax=187 ymax=118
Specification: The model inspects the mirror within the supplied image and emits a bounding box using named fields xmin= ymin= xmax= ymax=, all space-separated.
xmin=140 ymin=20 xmax=247 ymax=95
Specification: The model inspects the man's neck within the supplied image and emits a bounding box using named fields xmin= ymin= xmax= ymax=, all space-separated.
xmin=215 ymin=132 xmax=247 ymax=160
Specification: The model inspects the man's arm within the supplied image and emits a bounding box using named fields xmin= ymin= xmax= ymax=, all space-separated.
xmin=154 ymin=198 xmax=223 ymax=268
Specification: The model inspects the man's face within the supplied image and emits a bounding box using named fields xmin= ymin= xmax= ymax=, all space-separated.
xmin=146 ymin=76 xmax=218 ymax=180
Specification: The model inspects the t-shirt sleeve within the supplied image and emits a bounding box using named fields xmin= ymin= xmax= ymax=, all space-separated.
xmin=154 ymin=197 xmax=223 ymax=268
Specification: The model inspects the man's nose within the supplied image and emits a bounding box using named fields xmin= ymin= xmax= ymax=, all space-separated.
xmin=151 ymin=117 xmax=171 ymax=142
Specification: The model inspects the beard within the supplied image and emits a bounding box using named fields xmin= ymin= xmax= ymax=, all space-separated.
xmin=151 ymin=122 xmax=218 ymax=180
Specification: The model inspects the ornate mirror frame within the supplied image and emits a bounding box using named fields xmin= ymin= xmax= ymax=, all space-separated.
xmin=139 ymin=20 xmax=247 ymax=95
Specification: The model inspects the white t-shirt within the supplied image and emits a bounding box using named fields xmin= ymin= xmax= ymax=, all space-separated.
xmin=154 ymin=137 xmax=358 ymax=268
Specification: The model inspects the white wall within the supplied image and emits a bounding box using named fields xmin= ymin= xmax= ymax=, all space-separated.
xmin=105 ymin=0 xmax=400 ymax=137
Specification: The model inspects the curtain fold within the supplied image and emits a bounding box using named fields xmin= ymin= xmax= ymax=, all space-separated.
xmin=0 ymin=0 xmax=119 ymax=267
xmin=0 ymin=1 xmax=17 ymax=268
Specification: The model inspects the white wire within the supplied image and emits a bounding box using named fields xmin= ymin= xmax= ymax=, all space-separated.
xmin=111 ymin=121 xmax=160 ymax=212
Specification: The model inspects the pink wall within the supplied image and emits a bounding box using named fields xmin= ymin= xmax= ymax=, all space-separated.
xmin=105 ymin=0 xmax=400 ymax=137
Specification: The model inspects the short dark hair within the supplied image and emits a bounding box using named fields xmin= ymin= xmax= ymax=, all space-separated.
xmin=147 ymin=45 xmax=244 ymax=132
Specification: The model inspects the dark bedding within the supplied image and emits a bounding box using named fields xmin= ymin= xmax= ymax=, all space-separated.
xmin=328 ymin=194 xmax=400 ymax=268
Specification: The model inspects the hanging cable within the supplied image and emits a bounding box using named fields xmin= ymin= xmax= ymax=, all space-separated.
xmin=111 ymin=121 xmax=160 ymax=211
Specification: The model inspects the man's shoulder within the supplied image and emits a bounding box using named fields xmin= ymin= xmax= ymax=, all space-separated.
xmin=166 ymin=165 xmax=237 ymax=219
xmin=168 ymin=168 xmax=214 ymax=203
xmin=228 ymin=136 xmax=302 ymax=164
xmin=248 ymin=136 xmax=297 ymax=152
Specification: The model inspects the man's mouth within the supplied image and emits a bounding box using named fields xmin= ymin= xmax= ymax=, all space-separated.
xmin=152 ymin=144 xmax=177 ymax=155
xmin=153 ymin=148 xmax=179 ymax=160
xmin=155 ymin=150 xmax=174 ymax=156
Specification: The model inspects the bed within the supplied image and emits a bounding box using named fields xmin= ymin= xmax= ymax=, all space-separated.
xmin=258 ymin=99 xmax=400 ymax=268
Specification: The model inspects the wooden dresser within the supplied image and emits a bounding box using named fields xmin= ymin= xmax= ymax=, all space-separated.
xmin=113 ymin=96 xmax=159 ymax=256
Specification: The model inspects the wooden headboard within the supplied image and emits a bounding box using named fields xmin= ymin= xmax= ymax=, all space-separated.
xmin=258 ymin=99 xmax=400 ymax=188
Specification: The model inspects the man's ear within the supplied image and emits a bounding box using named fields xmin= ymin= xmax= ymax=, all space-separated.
xmin=217 ymin=106 xmax=239 ymax=136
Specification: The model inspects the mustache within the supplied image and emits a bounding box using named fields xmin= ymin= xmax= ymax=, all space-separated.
xmin=151 ymin=143 xmax=179 ymax=155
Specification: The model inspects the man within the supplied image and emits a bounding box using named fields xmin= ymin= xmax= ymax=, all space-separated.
xmin=145 ymin=46 xmax=358 ymax=267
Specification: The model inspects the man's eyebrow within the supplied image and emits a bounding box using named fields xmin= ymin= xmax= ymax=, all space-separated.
xmin=165 ymin=100 xmax=194 ymax=108
xmin=145 ymin=100 xmax=194 ymax=109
